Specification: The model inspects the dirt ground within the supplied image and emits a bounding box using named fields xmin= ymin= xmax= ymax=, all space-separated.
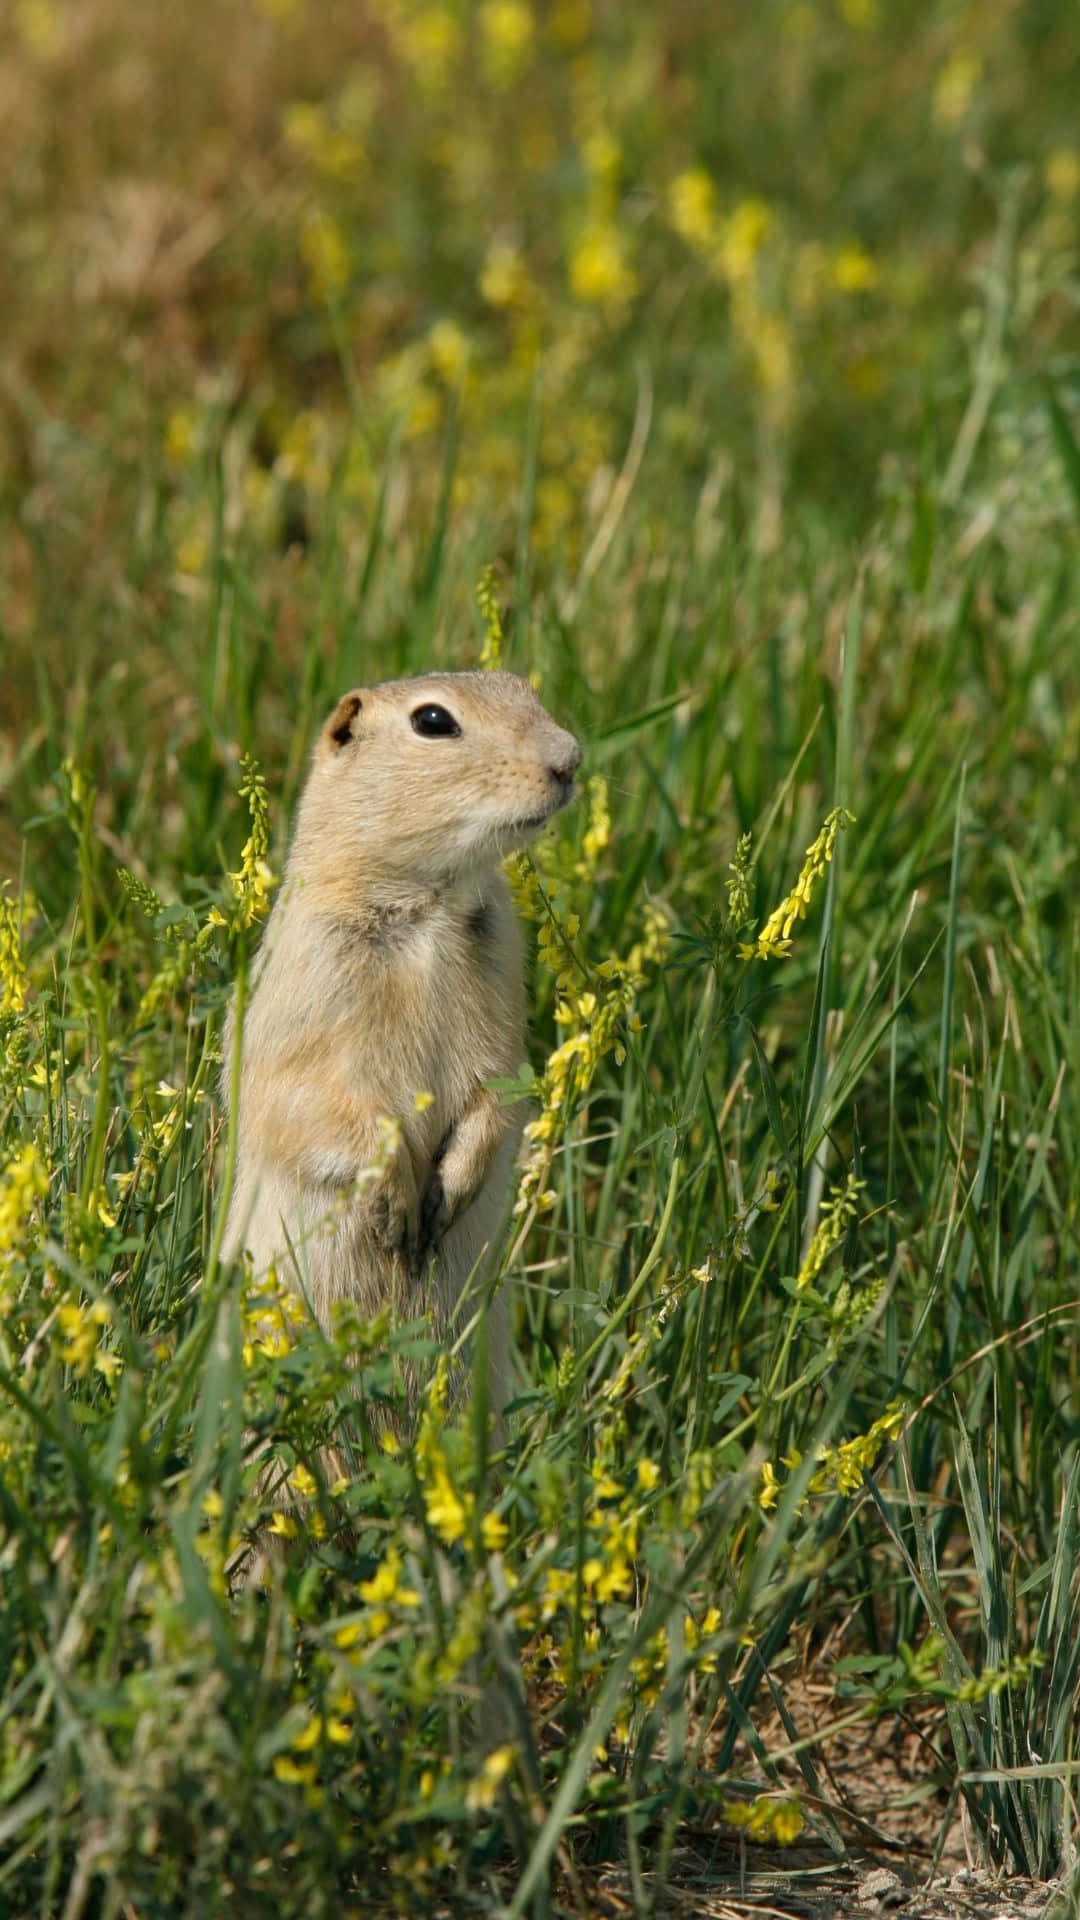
xmin=576 ymin=1679 xmax=1073 ymax=1919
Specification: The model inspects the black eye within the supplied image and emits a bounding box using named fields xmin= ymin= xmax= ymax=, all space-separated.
xmin=410 ymin=703 xmax=461 ymax=739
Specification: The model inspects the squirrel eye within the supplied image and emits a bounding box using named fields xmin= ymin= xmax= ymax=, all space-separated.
xmin=410 ymin=703 xmax=462 ymax=739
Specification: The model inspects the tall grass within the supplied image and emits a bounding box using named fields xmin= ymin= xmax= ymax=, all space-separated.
xmin=3 ymin=2 xmax=1080 ymax=1913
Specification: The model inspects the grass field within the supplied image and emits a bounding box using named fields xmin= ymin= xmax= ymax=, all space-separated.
xmin=2 ymin=2 xmax=1080 ymax=1914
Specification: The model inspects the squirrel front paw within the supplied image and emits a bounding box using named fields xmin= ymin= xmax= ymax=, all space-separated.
xmin=368 ymin=1154 xmax=420 ymax=1268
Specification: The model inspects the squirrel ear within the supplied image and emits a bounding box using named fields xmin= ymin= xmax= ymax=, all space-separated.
xmin=324 ymin=691 xmax=363 ymax=750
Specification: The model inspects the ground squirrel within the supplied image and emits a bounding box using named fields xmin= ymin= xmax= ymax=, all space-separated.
xmin=221 ymin=669 xmax=581 ymax=1416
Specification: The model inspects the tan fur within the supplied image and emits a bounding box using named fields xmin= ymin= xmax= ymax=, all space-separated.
xmin=220 ymin=670 xmax=581 ymax=1414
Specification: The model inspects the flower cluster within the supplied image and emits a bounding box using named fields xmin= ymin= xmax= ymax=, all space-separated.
xmin=721 ymin=1794 xmax=804 ymax=1845
xmin=739 ymin=807 xmax=855 ymax=961
xmin=475 ymin=564 xmax=505 ymax=670
xmin=0 ymin=884 xmax=29 ymax=1021
xmin=224 ymin=755 xmax=278 ymax=931
xmin=794 ymin=1170 xmax=864 ymax=1294
xmin=509 ymin=774 xmax=670 ymax=1216
xmin=57 ymin=1295 xmax=118 ymax=1380
xmin=0 ymin=1142 xmax=49 ymax=1305
xmin=414 ymin=1363 xmax=508 ymax=1551
xmin=759 ymin=1401 xmax=906 ymax=1511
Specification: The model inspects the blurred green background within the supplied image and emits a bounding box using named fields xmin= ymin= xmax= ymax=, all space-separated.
xmin=3 ymin=0 xmax=1079 ymax=828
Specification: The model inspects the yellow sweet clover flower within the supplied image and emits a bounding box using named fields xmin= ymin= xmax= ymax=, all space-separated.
xmin=0 ymin=1144 xmax=49 ymax=1299
xmin=838 ymin=0 xmax=876 ymax=25
xmin=811 ymin=1402 xmax=906 ymax=1497
xmin=276 ymin=409 xmax=332 ymax=492
xmin=1046 ymin=148 xmax=1080 ymax=199
xmin=669 ymin=168 xmax=718 ymax=252
xmin=513 ymin=880 xmax=669 ymax=1214
xmin=397 ymin=8 xmax=463 ymax=93
xmin=227 ymin=755 xmax=278 ymax=930
xmin=281 ymin=101 xmax=365 ymax=182
xmin=548 ymin=0 xmax=590 ymax=49
xmin=14 ymin=0 xmax=62 ymax=57
xmin=795 ymin=1170 xmax=864 ymax=1292
xmin=164 ymin=406 xmax=198 ymax=465
xmin=576 ymin=773 xmax=610 ymax=875
xmin=831 ymin=242 xmax=879 ymax=294
xmin=272 ymin=1753 xmax=317 ymax=1787
xmin=358 ymin=1547 xmax=420 ymax=1612
xmin=631 ymin=1628 xmax=667 ymax=1706
xmin=481 ymin=1510 xmax=508 ymax=1551
xmin=761 ymin=1402 xmax=906 ymax=1513
xmin=476 ymin=565 xmax=505 ymax=669
xmin=427 ymin=318 xmax=470 ymax=387
xmin=299 ymin=208 xmax=350 ymax=303
xmin=719 ymin=199 xmax=773 ymax=284
xmin=582 ymin=128 xmax=620 ymax=196
xmin=723 ymin=1795 xmax=803 ymax=1845
xmin=479 ymin=240 xmax=530 ymax=310
xmin=0 ymin=885 xmax=29 ymax=1021
xmin=421 ymin=1445 xmax=469 ymax=1544
xmin=465 ymin=1743 xmax=515 ymax=1811
xmin=758 ymin=1459 xmax=781 ymax=1512
xmin=479 ymin=1 xmax=534 ymax=89
xmin=739 ymin=806 xmax=855 ymax=961
xmin=684 ymin=1605 xmax=723 ymax=1675
xmin=933 ymin=51 xmax=981 ymax=128
xmin=57 ymin=1297 xmax=112 ymax=1375
xmin=569 ymin=219 xmax=636 ymax=309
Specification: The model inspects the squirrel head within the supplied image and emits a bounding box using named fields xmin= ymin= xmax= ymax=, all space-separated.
xmin=294 ymin=670 xmax=581 ymax=902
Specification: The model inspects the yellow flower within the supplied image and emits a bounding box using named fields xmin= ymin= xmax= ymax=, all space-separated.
xmin=57 ymin=1298 xmax=111 ymax=1374
xmin=481 ymin=1510 xmax=508 ymax=1551
xmin=225 ymin=756 xmax=278 ymax=931
xmin=718 ymin=199 xmax=772 ymax=284
xmin=723 ymin=1794 xmax=803 ymax=1843
xmin=548 ymin=0 xmax=590 ymax=49
xmin=399 ymin=9 xmax=463 ymax=92
xmin=427 ymin=318 xmax=470 ymax=386
xmin=14 ymin=0 xmax=61 ymax=57
xmin=1046 ymin=148 xmax=1080 ymax=200
xmin=739 ymin=807 xmax=855 ymax=961
xmin=0 ymin=885 xmax=30 ymax=1019
xmin=636 ymin=1458 xmax=661 ymax=1492
xmin=838 ymin=0 xmax=876 ymax=24
xmin=795 ymin=1171 xmax=864 ymax=1292
xmin=299 ymin=208 xmax=350 ymax=302
xmin=669 ymin=168 xmax=718 ymax=252
xmin=479 ymin=241 xmax=530 ymax=310
xmin=831 ymin=243 xmax=879 ymax=294
xmin=479 ymin=1 xmax=534 ymax=88
xmin=569 ymin=220 xmax=636 ymax=309
xmin=358 ymin=1548 xmax=420 ymax=1609
xmin=758 ymin=1460 xmax=781 ymax=1511
xmin=933 ymin=51 xmax=981 ymax=128
xmin=0 ymin=1143 xmax=49 ymax=1291
xmin=465 ymin=1743 xmax=515 ymax=1811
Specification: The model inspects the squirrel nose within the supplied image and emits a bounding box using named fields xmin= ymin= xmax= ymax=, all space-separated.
xmin=549 ymin=735 xmax=582 ymax=793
